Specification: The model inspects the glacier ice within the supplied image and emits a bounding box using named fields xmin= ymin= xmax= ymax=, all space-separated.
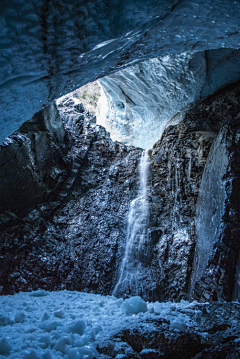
xmin=97 ymin=49 xmax=240 ymax=148
xmin=0 ymin=0 xmax=240 ymax=142
xmin=97 ymin=52 xmax=206 ymax=148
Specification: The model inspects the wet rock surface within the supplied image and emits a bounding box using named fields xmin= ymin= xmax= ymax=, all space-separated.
xmin=98 ymin=302 xmax=240 ymax=359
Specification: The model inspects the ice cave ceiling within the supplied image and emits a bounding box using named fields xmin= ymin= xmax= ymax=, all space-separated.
xmin=0 ymin=0 xmax=240 ymax=144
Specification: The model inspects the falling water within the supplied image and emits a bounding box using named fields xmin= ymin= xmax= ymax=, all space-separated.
xmin=113 ymin=149 xmax=150 ymax=297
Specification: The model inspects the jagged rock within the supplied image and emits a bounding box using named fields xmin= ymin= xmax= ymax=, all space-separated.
xmin=97 ymin=302 xmax=240 ymax=359
xmin=0 ymin=96 xmax=142 ymax=295
xmin=0 ymin=82 xmax=240 ymax=302
xmin=145 ymin=81 xmax=240 ymax=301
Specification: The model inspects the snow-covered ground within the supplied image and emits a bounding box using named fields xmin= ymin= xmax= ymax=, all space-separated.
xmin=0 ymin=290 xmax=197 ymax=358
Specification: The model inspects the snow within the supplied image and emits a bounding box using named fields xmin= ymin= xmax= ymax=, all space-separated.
xmin=0 ymin=290 xmax=195 ymax=358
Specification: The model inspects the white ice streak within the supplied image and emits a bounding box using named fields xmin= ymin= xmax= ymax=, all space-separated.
xmin=0 ymin=290 xmax=195 ymax=358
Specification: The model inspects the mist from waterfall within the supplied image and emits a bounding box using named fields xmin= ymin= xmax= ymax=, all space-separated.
xmin=113 ymin=150 xmax=150 ymax=297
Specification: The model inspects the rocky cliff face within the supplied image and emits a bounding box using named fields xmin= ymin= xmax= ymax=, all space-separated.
xmin=0 ymin=82 xmax=240 ymax=302
xmin=0 ymin=97 xmax=142 ymax=295
xmin=148 ymin=81 xmax=240 ymax=302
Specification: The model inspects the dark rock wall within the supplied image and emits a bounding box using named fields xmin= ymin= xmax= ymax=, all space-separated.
xmin=148 ymin=81 xmax=240 ymax=301
xmin=149 ymin=119 xmax=216 ymax=301
xmin=0 ymin=103 xmax=67 ymax=219
xmin=0 ymin=98 xmax=142 ymax=295
xmin=0 ymin=82 xmax=240 ymax=302
xmin=192 ymin=120 xmax=240 ymax=302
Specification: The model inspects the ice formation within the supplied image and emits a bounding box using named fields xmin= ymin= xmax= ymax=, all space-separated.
xmin=96 ymin=49 xmax=240 ymax=148
xmin=0 ymin=289 xmax=199 ymax=358
xmin=191 ymin=128 xmax=228 ymax=289
xmin=0 ymin=0 xmax=240 ymax=143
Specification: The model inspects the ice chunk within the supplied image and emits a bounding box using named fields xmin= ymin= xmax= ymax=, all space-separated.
xmin=39 ymin=320 xmax=63 ymax=331
xmin=170 ymin=304 xmax=176 ymax=311
xmin=38 ymin=334 xmax=51 ymax=349
xmin=22 ymin=349 xmax=41 ymax=359
xmin=148 ymin=306 xmax=155 ymax=314
xmin=93 ymin=325 xmax=102 ymax=335
xmin=42 ymin=351 xmax=52 ymax=359
xmin=67 ymin=320 xmax=86 ymax=335
xmin=0 ymin=337 xmax=12 ymax=355
xmin=121 ymin=296 xmax=147 ymax=314
xmin=15 ymin=312 xmax=25 ymax=323
xmin=25 ymin=326 xmax=37 ymax=333
xmin=78 ymin=345 xmax=99 ymax=359
xmin=67 ymin=347 xmax=80 ymax=359
xmin=41 ymin=312 xmax=50 ymax=322
xmin=98 ymin=300 xmax=104 ymax=307
xmin=170 ymin=320 xmax=187 ymax=332
xmin=0 ymin=314 xmax=10 ymax=326
xmin=113 ymin=298 xmax=123 ymax=308
xmin=54 ymin=310 xmax=64 ymax=318
xmin=30 ymin=289 xmax=48 ymax=297
xmin=54 ymin=336 xmax=71 ymax=354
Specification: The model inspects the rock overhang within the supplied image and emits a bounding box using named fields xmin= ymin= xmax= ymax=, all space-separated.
xmin=0 ymin=0 xmax=240 ymax=143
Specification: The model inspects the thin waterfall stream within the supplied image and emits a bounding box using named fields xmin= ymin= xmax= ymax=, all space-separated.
xmin=113 ymin=149 xmax=150 ymax=297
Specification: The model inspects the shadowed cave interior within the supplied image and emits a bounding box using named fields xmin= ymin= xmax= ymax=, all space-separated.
xmin=0 ymin=1 xmax=240 ymax=358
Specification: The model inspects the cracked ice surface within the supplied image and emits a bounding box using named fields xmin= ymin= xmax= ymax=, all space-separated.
xmin=0 ymin=0 xmax=240 ymax=142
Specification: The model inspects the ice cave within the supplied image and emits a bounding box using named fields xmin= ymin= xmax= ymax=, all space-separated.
xmin=0 ymin=0 xmax=240 ymax=358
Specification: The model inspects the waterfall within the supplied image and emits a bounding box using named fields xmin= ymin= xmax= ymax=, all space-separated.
xmin=113 ymin=149 xmax=150 ymax=297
